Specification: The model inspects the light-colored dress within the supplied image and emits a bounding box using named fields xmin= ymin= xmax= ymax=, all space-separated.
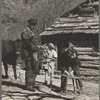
xmin=42 ymin=49 xmax=57 ymax=73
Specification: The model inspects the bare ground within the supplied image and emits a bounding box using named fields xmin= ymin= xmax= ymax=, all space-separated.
xmin=2 ymin=66 xmax=99 ymax=100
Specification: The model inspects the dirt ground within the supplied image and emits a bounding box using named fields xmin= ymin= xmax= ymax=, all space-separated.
xmin=2 ymin=66 xmax=99 ymax=100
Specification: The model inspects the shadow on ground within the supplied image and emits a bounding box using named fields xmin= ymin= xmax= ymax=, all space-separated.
xmin=2 ymin=80 xmax=73 ymax=100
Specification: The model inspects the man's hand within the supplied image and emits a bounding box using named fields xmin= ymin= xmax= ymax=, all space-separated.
xmin=64 ymin=70 xmax=70 ymax=76
xmin=46 ymin=59 xmax=51 ymax=63
xmin=70 ymin=71 xmax=74 ymax=77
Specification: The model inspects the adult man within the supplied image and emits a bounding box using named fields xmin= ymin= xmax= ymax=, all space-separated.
xmin=59 ymin=42 xmax=83 ymax=93
xmin=67 ymin=42 xmax=83 ymax=90
xmin=21 ymin=19 xmax=39 ymax=91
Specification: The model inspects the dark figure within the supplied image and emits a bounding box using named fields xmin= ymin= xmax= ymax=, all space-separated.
xmin=21 ymin=19 xmax=39 ymax=91
xmin=59 ymin=48 xmax=70 ymax=93
xmin=59 ymin=42 xmax=83 ymax=93
xmin=2 ymin=39 xmax=21 ymax=79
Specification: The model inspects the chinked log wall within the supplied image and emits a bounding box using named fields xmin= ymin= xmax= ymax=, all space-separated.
xmin=75 ymin=47 xmax=99 ymax=76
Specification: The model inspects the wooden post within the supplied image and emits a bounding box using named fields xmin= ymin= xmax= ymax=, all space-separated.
xmin=65 ymin=78 xmax=68 ymax=95
xmin=55 ymin=43 xmax=58 ymax=70
xmin=76 ymin=79 xmax=81 ymax=94
xmin=72 ymin=78 xmax=76 ymax=93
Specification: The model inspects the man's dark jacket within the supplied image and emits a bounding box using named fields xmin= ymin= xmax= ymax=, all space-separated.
xmin=59 ymin=48 xmax=81 ymax=73
xmin=21 ymin=29 xmax=38 ymax=60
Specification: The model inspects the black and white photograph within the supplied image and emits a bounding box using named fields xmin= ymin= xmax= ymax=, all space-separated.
xmin=1 ymin=0 xmax=99 ymax=100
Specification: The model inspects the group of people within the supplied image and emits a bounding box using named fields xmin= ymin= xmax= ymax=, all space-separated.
xmin=21 ymin=18 xmax=83 ymax=93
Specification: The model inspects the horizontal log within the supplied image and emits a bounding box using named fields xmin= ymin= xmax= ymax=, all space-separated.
xmin=81 ymin=63 xmax=99 ymax=67
xmin=80 ymin=61 xmax=99 ymax=65
xmin=79 ymin=68 xmax=98 ymax=71
xmin=75 ymin=47 xmax=93 ymax=52
xmin=80 ymin=70 xmax=99 ymax=76
xmin=78 ymin=52 xmax=92 ymax=55
xmin=79 ymin=55 xmax=99 ymax=61
xmin=80 ymin=64 xmax=99 ymax=69
xmin=79 ymin=22 xmax=99 ymax=26
xmin=86 ymin=18 xmax=99 ymax=23
xmin=78 ymin=52 xmax=99 ymax=57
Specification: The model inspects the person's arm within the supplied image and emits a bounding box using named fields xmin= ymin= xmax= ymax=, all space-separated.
xmin=30 ymin=36 xmax=38 ymax=53
xmin=48 ymin=50 xmax=57 ymax=62
xmin=74 ymin=49 xmax=78 ymax=56
xmin=21 ymin=32 xmax=26 ymax=48
xmin=59 ymin=64 xmax=70 ymax=75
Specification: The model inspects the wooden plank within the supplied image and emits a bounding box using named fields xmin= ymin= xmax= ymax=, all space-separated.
xmin=80 ymin=70 xmax=99 ymax=76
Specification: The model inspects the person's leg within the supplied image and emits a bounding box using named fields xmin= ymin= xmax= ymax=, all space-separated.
xmin=25 ymin=60 xmax=36 ymax=91
xmin=50 ymin=72 xmax=53 ymax=87
xmin=74 ymin=69 xmax=83 ymax=90
xmin=49 ymin=62 xmax=55 ymax=86
xmin=61 ymin=76 xmax=67 ymax=92
xmin=33 ymin=52 xmax=40 ymax=73
xmin=44 ymin=70 xmax=48 ymax=85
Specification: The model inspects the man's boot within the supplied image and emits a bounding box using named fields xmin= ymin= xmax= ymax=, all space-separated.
xmin=27 ymin=86 xmax=36 ymax=92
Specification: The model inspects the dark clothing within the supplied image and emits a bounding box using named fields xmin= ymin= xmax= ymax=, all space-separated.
xmin=59 ymin=48 xmax=83 ymax=91
xmin=21 ymin=28 xmax=38 ymax=87
xmin=59 ymin=51 xmax=70 ymax=73
xmin=61 ymin=76 xmax=67 ymax=91
xmin=21 ymin=31 xmax=38 ymax=60
xmin=25 ymin=60 xmax=37 ymax=86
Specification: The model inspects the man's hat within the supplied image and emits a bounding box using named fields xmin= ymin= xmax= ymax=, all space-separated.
xmin=68 ymin=42 xmax=74 ymax=48
xmin=27 ymin=18 xmax=38 ymax=26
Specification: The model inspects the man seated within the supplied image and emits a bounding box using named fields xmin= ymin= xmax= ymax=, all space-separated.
xmin=59 ymin=42 xmax=83 ymax=93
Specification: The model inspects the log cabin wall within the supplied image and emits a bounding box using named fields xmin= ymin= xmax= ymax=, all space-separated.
xmin=40 ymin=0 xmax=99 ymax=76
xmin=57 ymin=34 xmax=99 ymax=77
